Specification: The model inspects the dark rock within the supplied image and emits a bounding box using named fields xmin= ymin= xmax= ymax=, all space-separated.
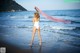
xmin=0 ymin=0 xmax=27 ymax=12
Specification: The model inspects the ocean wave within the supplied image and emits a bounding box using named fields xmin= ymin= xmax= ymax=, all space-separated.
xmin=0 ymin=25 xmax=32 ymax=28
xmin=50 ymin=26 xmax=76 ymax=30
xmin=52 ymin=16 xmax=80 ymax=23
xmin=52 ymin=16 xmax=80 ymax=20
xmin=52 ymin=29 xmax=80 ymax=36
xmin=10 ymin=16 xmax=28 ymax=19
xmin=75 ymin=27 xmax=80 ymax=30
xmin=0 ymin=24 xmax=77 ymax=30
xmin=52 ymin=15 xmax=80 ymax=17
xmin=0 ymin=24 xmax=80 ymax=37
xmin=0 ymin=14 xmax=80 ymax=23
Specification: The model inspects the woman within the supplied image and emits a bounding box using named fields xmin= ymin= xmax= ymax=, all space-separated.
xmin=30 ymin=12 xmax=42 ymax=46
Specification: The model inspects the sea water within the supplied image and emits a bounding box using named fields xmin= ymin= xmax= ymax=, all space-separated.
xmin=0 ymin=10 xmax=80 ymax=52
xmin=0 ymin=10 xmax=80 ymax=34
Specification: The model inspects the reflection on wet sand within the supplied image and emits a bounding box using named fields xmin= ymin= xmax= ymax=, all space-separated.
xmin=30 ymin=45 xmax=42 ymax=53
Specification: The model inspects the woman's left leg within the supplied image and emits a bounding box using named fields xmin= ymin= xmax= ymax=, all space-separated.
xmin=30 ymin=27 xmax=36 ymax=46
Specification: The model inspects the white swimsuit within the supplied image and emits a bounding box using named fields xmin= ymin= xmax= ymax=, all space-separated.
xmin=34 ymin=21 xmax=39 ymax=29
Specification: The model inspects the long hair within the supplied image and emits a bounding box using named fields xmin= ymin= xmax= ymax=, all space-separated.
xmin=34 ymin=12 xmax=40 ymax=18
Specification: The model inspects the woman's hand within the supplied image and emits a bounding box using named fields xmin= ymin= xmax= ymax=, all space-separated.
xmin=34 ymin=6 xmax=38 ymax=12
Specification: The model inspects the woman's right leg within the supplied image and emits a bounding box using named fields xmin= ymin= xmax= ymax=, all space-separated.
xmin=30 ymin=27 xmax=36 ymax=46
xmin=38 ymin=27 xmax=42 ymax=46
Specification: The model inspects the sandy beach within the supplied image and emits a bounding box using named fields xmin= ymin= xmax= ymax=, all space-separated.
xmin=0 ymin=26 xmax=80 ymax=53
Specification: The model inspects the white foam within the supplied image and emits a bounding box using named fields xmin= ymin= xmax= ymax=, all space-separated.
xmin=52 ymin=16 xmax=80 ymax=22
xmin=51 ymin=26 xmax=75 ymax=30
xmin=10 ymin=16 xmax=16 ymax=18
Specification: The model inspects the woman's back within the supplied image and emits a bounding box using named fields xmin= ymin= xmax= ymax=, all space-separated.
xmin=34 ymin=17 xmax=39 ymax=22
xmin=34 ymin=18 xmax=39 ymax=29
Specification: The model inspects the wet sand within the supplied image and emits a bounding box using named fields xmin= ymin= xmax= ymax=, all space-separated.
xmin=0 ymin=27 xmax=80 ymax=53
